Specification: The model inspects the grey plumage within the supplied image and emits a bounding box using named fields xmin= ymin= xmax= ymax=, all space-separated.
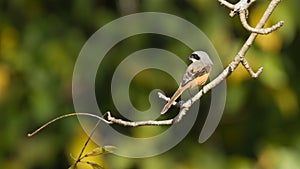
xmin=181 ymin=51 xmax=213 ymax=86
xmin=161 ymin=51 xmax=213 ymax=114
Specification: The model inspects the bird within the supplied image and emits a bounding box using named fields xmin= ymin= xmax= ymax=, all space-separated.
xmin=160 ymin=51 xmax=213 ymax=114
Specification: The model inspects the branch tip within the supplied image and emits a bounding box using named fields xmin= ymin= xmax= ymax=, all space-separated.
xmin=253 ymin=67 xmax=263 ymax=78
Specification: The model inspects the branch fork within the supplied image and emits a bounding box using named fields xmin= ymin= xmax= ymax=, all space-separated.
xmin=218 ymin=0 xmax=284 ymax=35
xmin=159 ymin=0 xmax=284 ymax=117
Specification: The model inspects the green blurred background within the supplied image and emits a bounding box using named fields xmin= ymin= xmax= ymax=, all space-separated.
xmin=1 ymin=0 xmax=299 ymax=169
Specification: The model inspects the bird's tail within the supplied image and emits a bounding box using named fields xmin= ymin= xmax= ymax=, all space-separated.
xmin=161 ymin=86 xmax=187 ymax=114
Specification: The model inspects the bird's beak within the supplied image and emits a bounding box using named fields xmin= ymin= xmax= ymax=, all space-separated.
xmin=186 ymin=55 xmax=192 ymax=61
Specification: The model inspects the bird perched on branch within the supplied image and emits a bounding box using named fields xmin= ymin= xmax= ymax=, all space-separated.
xmin=161 ymin=51 xmax=213 ymax=114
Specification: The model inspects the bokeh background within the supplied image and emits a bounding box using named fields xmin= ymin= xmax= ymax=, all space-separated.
xmin=1 ymin=0 xmax=299 ymax=169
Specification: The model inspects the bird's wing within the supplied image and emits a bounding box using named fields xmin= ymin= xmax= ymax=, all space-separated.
xmin=181 ymin=63 xmax=210 ymax=87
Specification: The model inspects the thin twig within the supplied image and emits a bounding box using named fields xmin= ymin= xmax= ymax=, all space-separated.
xmin=158 ymin=91 xmax=181 ymax=107
xmin=27 ymin=113 xmax=112 ymax=137
xmin=75 ymin=120 xmax=101 ymax=166
xmin=240 ymin=57 xmax=263 ymax=78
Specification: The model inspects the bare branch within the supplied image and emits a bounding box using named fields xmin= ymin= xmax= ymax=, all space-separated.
xmin=167 ymin=0 xmax=284 ymax=119
xmin=220 ymin=0 xmax=256 ymax=17
xmin=158 ymin=91 xmax=182 ymax=107
xmin=158 ymin=91 xmax=169 ymax=101
xmin=239 ymin=10 xmax=284 ymax=34
xmin=107 ymin=112 xmax=174 ymax=126
xmin=218 ymin=0 xmax=235 ymax=10
xmin=240 ymin=57 xmax=263 ymax=78
xmin=236 ymin=0 xmax=283 ymax=76
xmin=219 ymin=0 xmax=284 ymax=34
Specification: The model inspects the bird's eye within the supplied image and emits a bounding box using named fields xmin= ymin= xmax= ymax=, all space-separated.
xmin=192 ymin=54 xmax=200 ymax=60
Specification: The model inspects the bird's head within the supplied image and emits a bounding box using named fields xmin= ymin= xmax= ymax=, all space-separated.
xmin=187 ymin=51 xmax=213 ymax=66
